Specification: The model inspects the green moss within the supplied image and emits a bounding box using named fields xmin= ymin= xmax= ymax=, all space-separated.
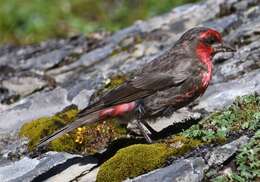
xmin=19 ymin=106 xmax=79 ymax=151
xmin=97 ymin=136 xmax=202 ymax=182
xmin=182 ymin=94 xmax=260 ymax=143
xmin=49 ymin=134 xmax=77 ymax=152
xmin=96 ymin=144 xmax=173 ymax=182
xmin=19 ymin=106 xmax=127 ymax=153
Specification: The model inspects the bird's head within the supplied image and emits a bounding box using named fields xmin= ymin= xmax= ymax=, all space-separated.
xmin=178 ymin=27 xmax=235 ymax=58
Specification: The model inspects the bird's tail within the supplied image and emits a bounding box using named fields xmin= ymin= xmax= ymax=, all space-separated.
xmin=37 ymin=111 xmax=100 ymax=148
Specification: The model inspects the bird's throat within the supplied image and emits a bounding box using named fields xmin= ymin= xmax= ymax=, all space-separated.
xmin=196 ymin=43 xmax=213 ymax=89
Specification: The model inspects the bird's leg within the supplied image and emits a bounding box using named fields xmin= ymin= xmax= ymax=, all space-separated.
xmin=136 ymin=120 xmax=153 ymax=143
xmin=140 ymin=120 xmax=158 ymax=136
xmin=135 ymin=101 xmax=153 ymax=143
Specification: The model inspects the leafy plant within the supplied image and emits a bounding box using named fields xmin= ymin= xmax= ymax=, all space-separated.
xmin=211 ymin=131 xmax=260 ymax=182
xmin=182 ymin=94 xmax=260 ymax=143
xmin=235 ymin=130 xmax=260 ymax=180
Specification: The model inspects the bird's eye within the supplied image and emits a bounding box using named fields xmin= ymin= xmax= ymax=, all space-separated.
xmin=204 ymin=37 xmax=216 ymax=45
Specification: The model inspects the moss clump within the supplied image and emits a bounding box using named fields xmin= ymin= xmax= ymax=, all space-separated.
xmin=182 ymin=94 xmax=260 ymax=143
xmin=19 ymin=106 xmax=127 ymax=153
xmin=96 ymin=144 xmax=173 ymax=182
xmin=96 ymin=136 xmax=202 ymax=182
xmin=19 ymin=107 xmax=79 ymax=151
xmin=49 ymin=134 xmax=77 ymax=152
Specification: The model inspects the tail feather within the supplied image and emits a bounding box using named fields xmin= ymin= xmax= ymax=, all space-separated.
xmin=37 ymin=112 xmax=100 ymax=148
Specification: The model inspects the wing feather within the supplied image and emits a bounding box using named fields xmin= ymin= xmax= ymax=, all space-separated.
xmin=78 ymin=72 xmax=188 ymax=117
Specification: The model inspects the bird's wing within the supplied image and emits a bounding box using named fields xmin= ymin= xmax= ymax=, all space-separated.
xmin=38 ymin=72 xmax=188 ymax=148
xmin=78 ymin=71 xmax=188 ymax=117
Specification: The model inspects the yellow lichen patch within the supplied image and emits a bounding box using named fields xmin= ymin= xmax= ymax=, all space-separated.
xmin=19 ymin=107 xmax=79 ymax=151
xmin=104 ymin=75 xmax=127 ymax=90
xmin=164 ymin=135 xmax=203 ymax=156
xmin=76 ymin=119 xmax=127 ymax=154
xmin=90 ymin=74 xmax=128 ymax=104
xmin=96 ymin=144 xmax=173 ymax=182
xmin=75 ymin=126 xmax=87 ymax=144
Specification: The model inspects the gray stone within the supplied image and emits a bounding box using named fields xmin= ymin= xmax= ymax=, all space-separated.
xmin=44 ymin=156 xmax=98 ymax=182
xmin=0 ymin=156 xmax=39 ymax=182
xmin=2 ymin=76 xmax=47 ymax=97
xmin=196 ymin=70 xmax=260 ymax=112
xmin=0 ymin=87 xmax=70 ymax=134
xmin=0 ymin=0 xmax=259 ymax=181
xmin=0 ymin=134 xmax=28 ymax=163
xmin=20 ymin=49 xmax=70 ymax=70
xmin=226 ymin=17 xmax=260 ymax=47
xmin=203 ymin=14 xmax=239 ymax=33
xmin=0 ymin=152 xmax=79 ymax=182
xmin=206 ymin=135 xmax=249 ymax=167
xmin=78 ymin=167 xmax=99 ymax=182
xmin=149 ymin=108 xmax=201 ymax=132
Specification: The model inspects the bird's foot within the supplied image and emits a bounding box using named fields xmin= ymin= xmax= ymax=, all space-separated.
xmin=136 ymin=121 xmax=153 ymax=143
xmin=140 ymin=120 xmax=158 ymax=136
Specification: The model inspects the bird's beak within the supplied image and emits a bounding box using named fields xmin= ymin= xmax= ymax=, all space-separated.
xmin=212 ymin=43 xmax=236 ymax=54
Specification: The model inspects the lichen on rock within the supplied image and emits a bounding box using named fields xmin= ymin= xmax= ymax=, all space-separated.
xmin=104 ymin=75 xmax=127 ymax=91
xmin=19 ymin=106 xmax=79 ymax=152
xmin=164 ymin=135 xmax=203 ymax=156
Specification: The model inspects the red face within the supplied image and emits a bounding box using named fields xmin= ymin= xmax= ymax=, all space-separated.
xmin=197 ymin=29 xmax=235 ymax=57
xmin=179 ymin=27 xmax=235 ymax=56
xmin=199 ymin=29 xmax=222 ymax=47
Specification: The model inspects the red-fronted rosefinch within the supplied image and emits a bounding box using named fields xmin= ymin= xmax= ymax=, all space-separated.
xmin=38 ymin=27 xmax=235 ymax=147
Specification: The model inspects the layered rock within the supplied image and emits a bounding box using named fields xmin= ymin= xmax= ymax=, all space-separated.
xmin=0 ymin=0 xmax=259 ymax=181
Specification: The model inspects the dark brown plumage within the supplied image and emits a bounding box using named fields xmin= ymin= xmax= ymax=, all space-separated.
xmin=38 ymin=27 xmax=235 ymax=147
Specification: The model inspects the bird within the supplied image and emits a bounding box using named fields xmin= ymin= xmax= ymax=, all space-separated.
xmin=37 ymin=27 xmax=235 ymax=147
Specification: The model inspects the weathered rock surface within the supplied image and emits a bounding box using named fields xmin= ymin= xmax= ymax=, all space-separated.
xmin=0 ymin=0 xmax=259 ymax=181
xmin=206 ymin=136 xmax=249 ymax=167
xmin=0 ymin=152 xmax=86 ymax=182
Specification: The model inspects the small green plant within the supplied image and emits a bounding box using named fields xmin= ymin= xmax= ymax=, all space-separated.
xmin=211 ymin=131 xmax=260 ymax=182
xmin=235 ymin=130 xmax=260 ymax=181
xmin=182 ymin=94 xmax=260 ymax=143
